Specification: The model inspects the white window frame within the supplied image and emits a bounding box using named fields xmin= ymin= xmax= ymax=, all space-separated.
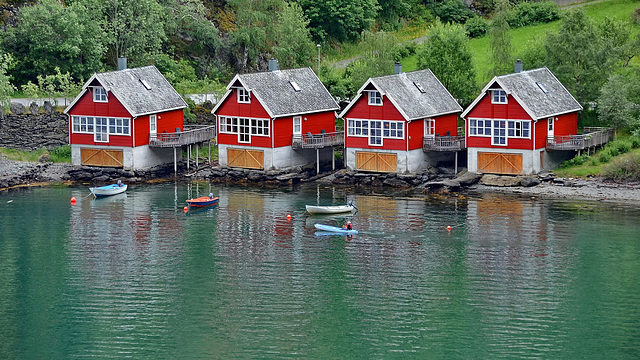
xmin=94 ymin=117 xmax=109 ymax=142
xmin=93 ymin=87 xmax=107 ymax=102
xmin=149 ymin=115 xmax=157 ymax=136
xmin=219 ymin=116 xmax=269 ymax=137
xmin=507 ymin=120 xmax=530 ymax=139
xmin=347 ymin=119 xmax=369 ymax=137
xmin=382 ymin=121 xmax=404 ymax=139
xmin=369 ymin=120 xmax=383 ymax=146
xmin=425 ymin=119 xmax=435 ymax=138
xmin=238 ymin=117 xmax=251 ymax=143
xmin=293 ymin=116 xmax=301 ymax=136
xmin=492 ymin=120 xmax=507 ymax=146
xmin=491 ymin=89 xmax=507 ymax=104
xmin=237 ymin=88 xmax=250 ymax=103
xmin=72 ymin=115 xmax=130 ymax=136
xmin=468 ymin=118 xmax=492 ymax=136
xmin=368 ymin=91 xmax=382 ymax=106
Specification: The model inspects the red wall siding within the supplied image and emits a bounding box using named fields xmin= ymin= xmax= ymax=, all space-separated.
xmin=68 ymin=89 xmax=133 ymax=147
xmin=535 ymin=118 xmax=548 ymax=149
xmin=554 ymin=113 xmax=578 ymax=137
xmin=215 ymin=88 xmax=272 ymax=147
xmin=435 ymin=113 xmax=460 ymax=137
xmin=273 ymin=112 xmax=335 ymax=148
xmin=408 ymin=120 xmax=423 ymax=150
xmin=465 ymin=92 xmax=535 ymax=150
xmin=344 ymin=94 xmax=408 ymax=150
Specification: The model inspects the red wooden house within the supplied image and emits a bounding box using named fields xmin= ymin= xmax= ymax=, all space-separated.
xmin=339 ymin=66 xmax=462 ymax=173
xmin=212 ymin=62 xmax=340 ymax=170
xmin=462 ymin=66 xmax=582 ymax=175
xmin=64 ymin=65 xmax=188 ymax=169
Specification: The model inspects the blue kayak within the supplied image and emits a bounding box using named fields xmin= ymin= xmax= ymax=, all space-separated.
xmin=314 ymin=223 xmax=358 ymax=235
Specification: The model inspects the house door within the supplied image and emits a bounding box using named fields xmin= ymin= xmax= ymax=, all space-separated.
xmin=548 ymin=117 xmax=554 ymax=138
xmin=81 ymin=148 xmax=124 ymax=167
xmin=227 ymin=148 xmax=264 ymax=169
xmin=293 ymin=116 xmax=302 ymax=136
xmin=356 ymin=151 xmax=397 ymax=172
xmin=478 ymin=152 xmax=523 ymax=175
xmin=424 ymin=119 xmax=435 ymax=139
xmin=150 ymin=115 xmax=157 ymax=136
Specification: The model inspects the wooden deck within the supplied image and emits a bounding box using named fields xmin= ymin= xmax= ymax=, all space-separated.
xmin=546 ymin=127 xmax=612 ymax=152
xmin=423 ymin=136 xmax=466 ymax=152
xmin=292 ymin=131 xmax=344 ymax=149
xmin=149 ymin=125 xmax=216 ymax=148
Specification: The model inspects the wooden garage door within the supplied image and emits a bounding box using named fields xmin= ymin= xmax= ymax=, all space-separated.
xmin=227 ymin=148 xmax=264 ymax=169
xmin=478 ymin=152 xmax=523 ymax=175
xmin=356 ymin=151 xmax=397 ymax=173
xmin=81 ymin=148 xmax=124 ymax=167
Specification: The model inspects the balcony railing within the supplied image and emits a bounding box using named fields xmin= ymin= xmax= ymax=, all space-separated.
xmin=149 ymin=125 xmax=216 ymax=148
xmin=546 ymin=127 xmax=612 ymax=151
xmin=423 ymin=135 xmax=466 ymax=152
xmin=292 ymin=131 xmax=344 ymax=149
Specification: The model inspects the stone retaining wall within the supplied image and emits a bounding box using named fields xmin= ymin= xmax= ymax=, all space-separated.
xmin=0 ymin=112 xmax=68 ymax=151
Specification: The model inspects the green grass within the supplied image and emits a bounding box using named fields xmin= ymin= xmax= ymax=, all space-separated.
xmin=0 ymin=145 xmax=71 ymax=163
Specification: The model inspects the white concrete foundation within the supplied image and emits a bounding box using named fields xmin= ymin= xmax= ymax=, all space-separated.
xmin=345 ymin=147 xmax=455 ymax=173
xmin=219 ymin=144 xmax=333 ymax=170
xmin=467 ymin=147 xmax=543 ymax=175
xmin=71 ymin=144 xmax=181 ymax=169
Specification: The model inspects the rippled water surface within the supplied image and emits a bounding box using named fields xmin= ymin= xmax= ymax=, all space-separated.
xmin=1 ymin=183 xmax=639 ymax=359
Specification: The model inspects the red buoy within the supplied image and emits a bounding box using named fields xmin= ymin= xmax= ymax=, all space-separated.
xmin=70 ymin=197 xmax=77 ymax=205
xmin=183 ymin=206 xmax=188 ymax=213
xmin=287 ymin=214 xmax=292 ymax=221
xmin=446 ymin=225 xmax=452 ymax=231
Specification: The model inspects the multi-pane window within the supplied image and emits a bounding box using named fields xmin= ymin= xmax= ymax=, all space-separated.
xmin=348 ymin=119 xmax=403 ymax=145
xmin=94 ymin=117 xmax=109 ymax=142
xmin=238 ymin=118 xmax=250 ymax=143
xmin=237 ymin=88 xmax=250 ymax=103
xmin=369 ymin=121 xmax=382 ymax=145
xmin=347 ymin=119 xmax=369 ymax=136
xmin=491 ymin=89 xmax=507 ymax=104
xmin=383 ymin=121 xmax=403 ymax=139
xmin=469 ymin=119 xmax=492 ymax=136
xmin=507 ymin=120 xmax=530 ymax=138
xmin=72 ymin=116 xmax=129 ymax=136
xmin=492 ymin=120 xmax=506 ymax=145
xmin=368 ymin=91 xmax=382 ymax=105
xmin=219 ymin=116 xmax=269 ymax=138
xmin=93 ymin=87 xmax=107 ymax=102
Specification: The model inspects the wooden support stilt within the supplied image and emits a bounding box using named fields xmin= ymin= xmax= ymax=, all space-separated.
xmin=455 ymin=151 xmax=458 ymax=175
xmin=316 ymin=148 xmax=320 ymax=174
xmin=332 ymin=148 xmax=335 ymax=171
xmin=196 ymin=144 xmax=199 ymax=168
xmin=174 ymin=147 xmax=177 ymax=176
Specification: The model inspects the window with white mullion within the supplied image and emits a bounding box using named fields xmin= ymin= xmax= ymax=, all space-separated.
xmin=492 ymin=120 xmax=506 ymax=145
xmin=369 ymin=120 xmax=382 ymax=146
xmin=94 ymin=117 xmax=109 ymax=142
xmin=237 ymin=88 xmax=250 ymax=103
xmin=469 ymin=119 xmax=492 ymax=136
xmin=347 ymin=119 xmax=369 ymax=137
xmin=507 ymin=120 xmax=530 ymax=138
xmin=93 ymin=87 xmax=107 ymax=102
xmin=368 ymin=91 xmax=382 ymax=106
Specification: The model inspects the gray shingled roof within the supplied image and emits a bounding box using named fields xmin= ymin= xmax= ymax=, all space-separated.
xmin=463 ymin=67 xmax=582 ymax=119
xmin=65 ymin=65 xmax=187 ymax=116
xmin=232 ymin=67 xmax=339 ymax=118
xmin=340 ymin=69 xmax=462 ymax=120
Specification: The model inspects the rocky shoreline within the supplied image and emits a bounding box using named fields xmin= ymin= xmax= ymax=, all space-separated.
xmin=2 ymin=156 xmax=640 ymax=204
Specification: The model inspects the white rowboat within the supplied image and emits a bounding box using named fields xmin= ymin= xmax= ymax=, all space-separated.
xmin=90 ymin=183 xmax=127 ymax=197
xmin=306 ymin=204 xmax=355 ymax=214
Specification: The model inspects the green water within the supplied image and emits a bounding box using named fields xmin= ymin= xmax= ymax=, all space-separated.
xmin=1 ymin=183 xmax=639 ymax=359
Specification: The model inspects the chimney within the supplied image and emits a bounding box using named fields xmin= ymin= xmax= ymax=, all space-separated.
xmin=394 ymin=62 xmax=403 ymax=75
xmin=268 ymin=59 xmax=279 ymax=72
xmin=514 ymin=59 xmax=523 ymax=73
xmin=118 ymin=57 xmax=127 ymax=70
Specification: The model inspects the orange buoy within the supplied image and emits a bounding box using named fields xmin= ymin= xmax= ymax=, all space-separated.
xmin=183 ymin=206 xmax=188 ymax=213
xmin=287 ymin=214 xmax=292 ymax=221
xmin=446 ymin=225 xmax=452 ymax=231
xmin=70 ymin=197 xmax=76 ymax=205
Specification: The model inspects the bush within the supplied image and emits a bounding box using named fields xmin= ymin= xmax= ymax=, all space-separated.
xmin=507 ymin=1 xmax=561 ymax=28
xmin=616 ymin=141 xmax=631 ymax=155
xmin=49 ymin=145 xmax=71 ymax=163
xmin=599 ymin=151 xmax=612 ymax=163
xmin=631 ymin=137 xmax=640 ymax=149
xmin=433 ymin=0 xmax=473 ymax=24
xmin=560 ymin=153 xmax=591 ymax=168
xmin=602 ymin=152 xmax=640 ymax=181
xmin=465 ymin=16 xmax=489 ymax=38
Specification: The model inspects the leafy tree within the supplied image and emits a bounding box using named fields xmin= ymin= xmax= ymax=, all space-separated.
xmin=1 ymin=0 xmax=104 ymax=85
xmin=597 ymin=73 xmax=636 ymax=139
xmin=227 ymin=0 xmax=284 ymax=73
xmin=377 ymin=0 xmax=412 ymax=30
xmin=0 ymin=53 xmax=16 ymax=112
xmin=487 ymin=0 xmax=512 ymax=78
xmin=299 ymin=0 xmax=379 ymax=42
xmin=416 ymin=21 xmax=477 ymax=104
xmin=86 ymin=0 xmax=167 ymax=68
xmin=544 ymin=9 xmax=624 ymax=104
xmin=272 ymin=2 xmax=315 ymax=69
xmin=344 ymin=31 xmax=399 ymax=96
xmin=433 ymin=0 xmax=473 ymax=24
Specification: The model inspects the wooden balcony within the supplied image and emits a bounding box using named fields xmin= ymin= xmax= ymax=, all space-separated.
xmin=149 ymin=125 xmax=216 ymax=148
xmin=546 ymin=127 xmax=612 ymax=151
xmin=423 ymin=135 xmax=466 ymax=152
xmin=292 ymin=131 xmax=344 ymax=149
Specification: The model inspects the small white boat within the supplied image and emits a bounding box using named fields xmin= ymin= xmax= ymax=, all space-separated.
xmin=90 ymin=181 xmax=127 ymax=197
xmin=306 ymin=204 xmax=355 ymax=214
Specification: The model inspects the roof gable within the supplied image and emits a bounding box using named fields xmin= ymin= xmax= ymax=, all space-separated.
xmin=340 ymin=69 xmax=462 ymax=120
xmin=462 ymin=67 xmax=582 ymax=119
xmin=65 ymin=65 xmax=187 ymax=116
xmin=213 ymin=67 xmax=339 ymax=118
